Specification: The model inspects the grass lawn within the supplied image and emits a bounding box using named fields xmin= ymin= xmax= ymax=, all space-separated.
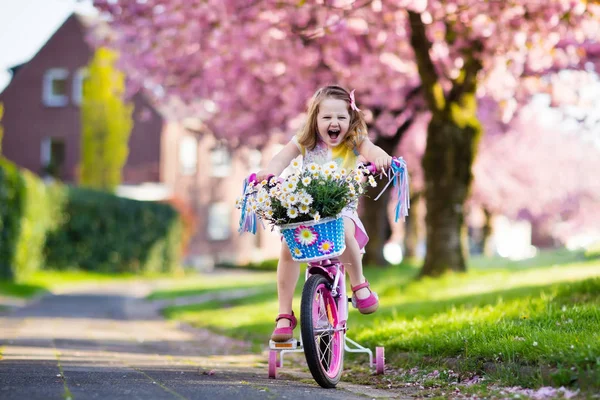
xmin=160 ymin=249 xmax=600 ymax=395
xmin=0 ymin=269 xmax=192 ymax=299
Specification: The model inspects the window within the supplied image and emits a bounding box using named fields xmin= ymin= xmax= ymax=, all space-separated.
xmin=42 ymin=68 xmax=69 ymax=107
xmin=207 ymin=202 xmax=231 ymax=241
xmin=41 ymin=137 xmax=65 ymax=179
xmin=210 ymin=146 xmax=231 ymax=177
xmin=179 ymin=135 xmax=198 ymax=176
xmin=72 ymin=68 xmax=88 ymax=105
xmin=248 ymin=149 xmax=262 ymax=172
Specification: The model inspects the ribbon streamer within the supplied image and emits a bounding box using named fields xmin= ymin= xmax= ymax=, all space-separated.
xmin=373 ymin=158 xmax=410 ymax=222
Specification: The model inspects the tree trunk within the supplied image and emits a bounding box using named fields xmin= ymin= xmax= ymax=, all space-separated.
xmin=361 ymin=135 xmax=397 ymax=266
xmin=403 ymin=192 xmax=421 ymax=259
xmin=419 ymin=110 xmax=481 ymax=278
xmin=481 ymin=207 xmax=494 ymax=257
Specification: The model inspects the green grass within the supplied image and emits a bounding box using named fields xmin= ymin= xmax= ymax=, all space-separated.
xmin=161 ymin=250 xmax=600 ymax=392
xmin=147 ymin=271 xmax=276 ymax=300
xmin=0 ymin=269 xmax=187 ymax=299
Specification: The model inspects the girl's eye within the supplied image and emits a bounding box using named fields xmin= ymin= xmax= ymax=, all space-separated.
xmin=339 ymin=117 xmax=346 ymax=120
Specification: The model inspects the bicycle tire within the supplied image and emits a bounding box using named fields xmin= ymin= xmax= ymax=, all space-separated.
xmin=300 ymin=274 xmax=344 ymax=388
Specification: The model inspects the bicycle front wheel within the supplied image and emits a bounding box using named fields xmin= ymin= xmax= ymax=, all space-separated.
xmin=300 ymin=274 xmax=344 ymax=388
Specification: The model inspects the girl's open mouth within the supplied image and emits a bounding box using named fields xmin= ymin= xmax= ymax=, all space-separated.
xmin=328 ymin=128 xmax=340 ymax=140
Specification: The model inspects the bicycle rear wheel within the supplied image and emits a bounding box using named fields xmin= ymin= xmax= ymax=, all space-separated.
xmin=300 ymin=274 xmax=344 ymax=388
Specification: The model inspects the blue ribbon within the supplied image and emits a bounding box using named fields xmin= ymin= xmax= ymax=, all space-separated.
xmin=373 ymin=158 xmax=410 ymax=222
xmin=237 ymin=177 xmax=258 ymax=235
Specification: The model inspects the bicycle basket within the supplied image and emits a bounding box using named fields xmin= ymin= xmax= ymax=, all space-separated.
xmin=280 ymin=215 xmax=346 ymax=262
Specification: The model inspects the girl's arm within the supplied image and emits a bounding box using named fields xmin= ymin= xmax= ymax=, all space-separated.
xmin=357 ymin=137 xmax=393 ymax=171
xmin=256 ymin=140 xmax=301 ymax=181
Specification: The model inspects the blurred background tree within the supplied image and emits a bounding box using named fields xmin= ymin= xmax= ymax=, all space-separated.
xmin=91 ymin=0 xmax=600 ymax=276
xmin=80 ymin=46 xmax=133 ymax=192
xmin=0 ymin=102 xmax=4 ymax=155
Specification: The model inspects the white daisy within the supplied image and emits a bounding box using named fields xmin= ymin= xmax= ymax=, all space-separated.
xmin=325 ymin=162 xmax=337 ymax=171
xmin=302 ymin=176 xmax=312 ymax=185
xmin=312 ymin=212 xmax=321 ymax=222
xmin=298 ymin=204 xmax=311 ymax=214
xmin=287 ymin=207 xmax=299 ymax=218
xmin=307 ymin=163 xmax=320 ymax=173
xmin=368 ymin=176 xmax=377 ymax=187
xmin=282 ymin=180 xmax=297 ymax=193
xmin=287 ymin=193 xmax=299 ymax=204
xmin=290 ymin=159 xmax=301 ymax=169
xmin=340 ymin=168 xmax=347 ymax=175
xmin=300 ymin=194 xmax=313 ymax=205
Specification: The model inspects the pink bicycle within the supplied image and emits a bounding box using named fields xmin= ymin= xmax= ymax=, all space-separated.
xmin=268 ymin=256 xmax=385 ymax=387
xmin=239 ymin=158 xmax=409 ymax=388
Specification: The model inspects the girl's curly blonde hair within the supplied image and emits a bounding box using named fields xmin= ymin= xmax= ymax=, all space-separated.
xmin=296 ymin=85 xmax=368 ymax=151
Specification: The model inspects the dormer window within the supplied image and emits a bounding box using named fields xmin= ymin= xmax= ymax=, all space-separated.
xmin=43 ymin=68 xmax=69 ymax=107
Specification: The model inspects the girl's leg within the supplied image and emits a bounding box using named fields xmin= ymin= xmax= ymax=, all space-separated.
xmin=276 ymin=241 xmax=300 ymax=328
xmin=339 ymin=217 xmax=370 ymax=300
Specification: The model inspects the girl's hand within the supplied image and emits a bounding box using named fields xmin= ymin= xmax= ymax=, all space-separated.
xmin=374 ymin=156 xmax=393 ymax=172
xmin=255 ymin=170 xmax=272 ymax=183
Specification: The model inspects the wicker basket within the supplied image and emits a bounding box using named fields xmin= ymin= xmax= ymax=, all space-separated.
xmin=279 ymin=215 xmax=346 ymax=262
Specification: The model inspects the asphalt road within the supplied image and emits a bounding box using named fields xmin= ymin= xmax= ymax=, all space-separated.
xmin=0 ymin=281 xmax=401 ymax=400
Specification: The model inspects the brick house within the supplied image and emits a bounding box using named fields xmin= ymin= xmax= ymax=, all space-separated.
xmin=0 ymin=13 xmax=282 ymax=268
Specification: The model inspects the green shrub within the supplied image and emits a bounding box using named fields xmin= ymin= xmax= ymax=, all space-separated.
xmin=44 ymin=186 xmax=183 ymax=274
xmin=0 ymin=158 xmax=64 ymax=281
xmin=1 ymin=158 xmax=183 ymax=280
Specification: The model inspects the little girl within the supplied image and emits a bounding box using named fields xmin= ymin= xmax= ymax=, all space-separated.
xmin=256 ymin=85 xmax=393 ymax=342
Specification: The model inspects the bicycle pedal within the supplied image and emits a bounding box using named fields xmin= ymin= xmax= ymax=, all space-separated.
xmin=269 ymin=339 xmax=299 ymax=350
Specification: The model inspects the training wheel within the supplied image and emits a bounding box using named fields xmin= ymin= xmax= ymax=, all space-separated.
xmin=375 ymin=346 xmax=385 ymax=375
xmin=268 ymin=350 xmax=278 ymax=379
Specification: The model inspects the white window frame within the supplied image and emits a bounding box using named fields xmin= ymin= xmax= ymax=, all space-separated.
xmin=179 ymin=135 xmax=198 ymax=176
xmin=210 ymin=146 xmax=232 ymax=177
xmin=207 ymin=202 xmax=231 ymax=241
xmin=43 ymin=68 xmax=69 ymax=107
xmin=72 ymin=67 xmax=88 ymax=105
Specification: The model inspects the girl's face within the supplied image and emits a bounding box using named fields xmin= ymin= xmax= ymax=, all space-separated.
xmin=316 ymin=97 xmax=350 ymax=147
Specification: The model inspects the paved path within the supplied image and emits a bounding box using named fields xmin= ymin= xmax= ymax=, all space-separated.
xmin=0 ymin=280 xmax=405 ymax=399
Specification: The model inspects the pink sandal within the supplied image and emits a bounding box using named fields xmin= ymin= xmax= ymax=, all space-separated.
xmin=351 ymin=281 xmax=379 ymax=314
xmin=270 ymin=312 xmax=297 ymax=342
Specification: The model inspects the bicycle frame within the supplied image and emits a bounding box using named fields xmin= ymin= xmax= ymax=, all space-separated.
xmin=276 ymin=259 xmax=375 ymax=369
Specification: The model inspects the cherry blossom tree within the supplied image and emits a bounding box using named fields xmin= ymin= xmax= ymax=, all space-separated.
xmin=91 ymin=0 xmax=600 ymax=276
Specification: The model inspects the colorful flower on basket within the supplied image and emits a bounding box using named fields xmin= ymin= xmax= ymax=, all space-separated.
xmin=293 ymin=247 xmax=303 ymax=257
xmin=298 ymin=204 xmax=311 ymax=214
xmin=287 ymin=207 xmax=299 ymax=218
xmin=318 ymin=240 xmax=334 ymax=254
xmin=295 ymin=225 xmax=318 ymax=246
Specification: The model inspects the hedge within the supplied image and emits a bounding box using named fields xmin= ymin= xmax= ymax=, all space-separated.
xmin=0 ymin=157 xmax=183 ymax=281
xmin=0 ymin=159 xmax=62 ymax=281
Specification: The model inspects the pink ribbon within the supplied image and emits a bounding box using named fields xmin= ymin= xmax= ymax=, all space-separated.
xmin=350 ymin=89 xmax=361 ymax=112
